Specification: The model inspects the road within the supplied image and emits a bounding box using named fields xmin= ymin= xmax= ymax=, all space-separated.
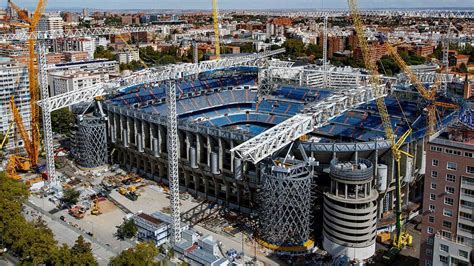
xmin=24 ymin=201 xmax=118 ymax=266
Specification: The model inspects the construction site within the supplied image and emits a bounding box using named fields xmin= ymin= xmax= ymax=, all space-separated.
xmin=1 ymin=0 xmax=472 ymax=265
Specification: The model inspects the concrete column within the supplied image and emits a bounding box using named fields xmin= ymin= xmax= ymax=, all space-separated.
xmin=225 ymin=183 xmax=230 ymax=205
xmin=158 ymin=125 xmax=165 ymax=154
xmin=193 ymin=175 xmax=199 ymax=192
xmin=355 ymin=184 xmax=359 ymax=199
xmin=149 ymin=123 xmax=153 ymax=150
xmin=230 ymin=140 xmax=235 ymax=172
xmin=186 ymin=133 xmax=191 ymax=160
xmin=207 ymin=135 xmax=212 ymax=167
xmin=218 ymin=138 xmax=224 ymax=171
xmin=344 ymin=184 xmax=348 ymax=199
xmin=196 ymin=134 xmax=201 ymax=164
xmin=335 ymin=180 xmax=338 ymax=197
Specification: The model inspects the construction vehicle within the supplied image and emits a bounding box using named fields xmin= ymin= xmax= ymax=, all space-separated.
xmin=118 ymin=187 xmax=128 ymax=195
xmin=68 ymin=205 xmax=86 ymax=219
xmin=348 ymin=0 xmax=415 ymax=260
xmin=7 ymin=0 xmax=47 ymax=168
xmin=125 ymin=191 xmax=139 ymax=201
xmin=6 ymin=155 xmax=31 ymax=180
xmin=91 ymin=199 xmax=102 ymax=215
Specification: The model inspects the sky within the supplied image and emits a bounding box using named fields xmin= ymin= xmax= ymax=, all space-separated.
xmin=3 ymin=0 xmax=474 ymax=10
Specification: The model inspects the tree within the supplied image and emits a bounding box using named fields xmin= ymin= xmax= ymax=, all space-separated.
xmin=459 ymin=63 xmax=468 ymax=73
xmin=111 ymin=242 xmax=160 ymax=266
xmin=70 ymin=236 xmax=97 ymax=265
xmin=54 ymin=237 xmax=98 ymax=266
xmin=51 ymin=108 xmax=76 ymax=134
xmin=62 ymin=188 xmax=81 ymax=207
xmin=283 ymin=38 xmax=305 ymax=58
xmin=116 ymin=219 xmax=138 ymax=240
xmin=94 ymin=45 xmax=115 ymax=60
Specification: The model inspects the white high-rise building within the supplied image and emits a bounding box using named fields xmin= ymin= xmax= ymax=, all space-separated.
xmin=0 ymin=58 xmax=31 ymax=151
xmin=37 ymin=14 xmax=64 ymax=33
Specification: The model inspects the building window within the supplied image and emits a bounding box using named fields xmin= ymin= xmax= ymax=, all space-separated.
xmin=426 ymin=248 xmax=433 ymax=255
xmin=431 ymin=182 xmax=437 ymax=189
xmin=447 ymin=162 xmax=457 ymax=171
xmin=462 ymin=176 xmax=474 ymax=186
xmin=443 ymin=209 xmax=453 ymax=217
xmin=430 ymin=146 xmax=443 ymax=152
xmin=445 ymin=186 xmax=455 ymax=194
xmin=432 ymin=171 xmax=438 ymax=178
xmin=439 ymin=255 xmax=448 ymax=263
xmin=427 ymin=227 xmax=434 ymax=234
xmin=427 ymin=237 xmax=434 ymax=245
xmin=440 ymin=244 xmax=449 ymax=252
xmin=459 ymin=250 xmax=468 ymax=258
xmin=442 ymin=220 xmax=452 ymax=229
xmin=425 ymin=260 xmax=432 ymax=266
xmin=445 ymin=149 xmax=461 ymax=156
xmin=429 ymin=204 xmax=436 ymax=211
xmin=458 ymin=222 xmax=474 ymax=233
xmin=430 ymin=194 xmax=436 ymax=200
xmin=432 ymin=159 xmax=439 ymax=166
xmin=461 ymin=200 xmax=473 ymax=209
xmin=462 ymin=188 xmax=474 ymax=197
xmin=459 ymin=211 xmax=472 ymax=221
xmin=444 ymin=197 xmax=454 ymax=206
xmin=441 ymin=230 xmax=451 ymax=239
xmin=428 ymin=216 xmax=435 ymax=223
xmin=467 ymin=166 xmax=474 ymax=174
xmin=465 ymin=152 xmax=473 ymax=158
xmin=446 ymin=174 xmax=456 ymax=182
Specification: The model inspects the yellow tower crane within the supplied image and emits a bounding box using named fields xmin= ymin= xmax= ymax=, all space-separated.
xmin=385 ymin=44 xmax=458 ymax=137
xmin=348 ymin=0 xmax=413 ymax=259
xmin=212 ymin=0 xmax=221 ymax=59
xmin=8 ymin=0 xmax=47 ymax=167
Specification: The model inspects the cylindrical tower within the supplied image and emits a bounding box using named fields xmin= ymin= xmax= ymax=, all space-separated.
xmin=323 ymin=159 xmax=378 ymax=262
xmin=74 ymin=117 xmax=108 ymax=169
xmin=258 ymin=159 xmax=313 ymax=250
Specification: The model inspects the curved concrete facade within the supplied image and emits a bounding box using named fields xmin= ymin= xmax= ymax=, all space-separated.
xmin=323 ymin=159 xmax=378 ymax=262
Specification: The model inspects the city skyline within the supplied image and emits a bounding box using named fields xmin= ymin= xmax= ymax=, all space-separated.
xmin=6 ymin=0 xmax=474 ymax=10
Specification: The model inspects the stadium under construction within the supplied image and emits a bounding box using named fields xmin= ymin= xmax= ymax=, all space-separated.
xmin=93 ymin=62 xmax=459 ymax=260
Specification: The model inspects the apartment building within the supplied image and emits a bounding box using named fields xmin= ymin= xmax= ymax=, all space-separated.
xmin=38 ymin=14 xmax=64 ymax=32
xmin=116 ymin=50 xmax=140 ymax=64
xmin=420 ymin=126 xmax=474 ymax=266
xmin=48 ymin=70 xmax=110 ymax=96
xmin=0 ymin=58 xmax=31 ymax=151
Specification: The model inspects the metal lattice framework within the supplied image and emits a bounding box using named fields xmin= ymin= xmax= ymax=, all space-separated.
xmin=119 ymin=48 xmax=286 ymax=88
xmin=258 ymin=160 xmax=313 ymax=247
xmin=74 ymin=117 xmax=108 ymax=168
xmin=37 ymin=41 xmax=57 ymax=183
xmin=234 ymin=10 xmax=474 ymax=19
xmin=0 ymin=25 xmax=174 ymax=41
xmin=166 ymin=81 xmax=182 ymax=244
xmin=36 ymin=49 xmax=284 ymax=183
xmin=232 ymin=85 xmax=388 ymax=164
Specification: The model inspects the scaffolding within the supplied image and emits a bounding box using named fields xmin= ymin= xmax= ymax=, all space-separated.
xmin=74 ymin=117 xmax=108 ymax=168
xmin=258 ymin=159 xmax=313 ymax=247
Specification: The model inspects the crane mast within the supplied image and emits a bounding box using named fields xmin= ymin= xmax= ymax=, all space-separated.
xmin=348 ymin=0 xmax=413 ymax=251
xmin=212 ymin=0 xmax=221 ymax=59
